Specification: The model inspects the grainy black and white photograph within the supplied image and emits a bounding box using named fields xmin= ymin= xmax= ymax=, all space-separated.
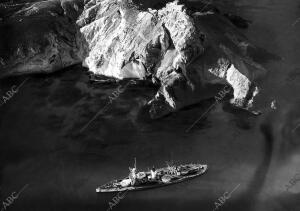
xmin=0 ymin=0 xmax=299 ymax=210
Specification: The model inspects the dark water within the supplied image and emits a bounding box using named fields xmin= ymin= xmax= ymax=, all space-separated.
xmin=0 ymin=0 xmax=300 ymax=211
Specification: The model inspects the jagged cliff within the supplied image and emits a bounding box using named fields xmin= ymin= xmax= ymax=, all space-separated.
xmin=77 ymin=0 xmax=266 ymax=117
xmin=0 ymin=0 xmax=267 ymax=118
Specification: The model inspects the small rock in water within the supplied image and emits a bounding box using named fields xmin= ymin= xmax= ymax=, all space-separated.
xmin=271 ymin=100 xmax=277 ymax=110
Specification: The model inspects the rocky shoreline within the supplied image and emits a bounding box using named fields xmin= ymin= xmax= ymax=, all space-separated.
xmin=0 ymin=0 xmax=268 ymax=118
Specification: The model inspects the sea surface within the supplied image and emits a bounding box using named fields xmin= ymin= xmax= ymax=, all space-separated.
xmin=0 ymin=0 xmax=300 ymax=211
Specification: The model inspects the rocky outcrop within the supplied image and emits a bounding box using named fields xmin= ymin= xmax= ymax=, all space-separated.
xmin=77 ymin=0 xmax=267 ymax=118
xmin=0 ymin=0 xmax=268 ymax=118
xmin=0 ymin=0 xmax=84 ymax=78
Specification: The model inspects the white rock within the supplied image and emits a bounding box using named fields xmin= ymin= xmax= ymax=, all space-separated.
xmin=77 ymin=0 xmax=267 ymax=118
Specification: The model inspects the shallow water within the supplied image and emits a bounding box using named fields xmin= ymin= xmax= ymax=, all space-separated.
xmin=0 ymin=0 xmax=300 ymax=211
